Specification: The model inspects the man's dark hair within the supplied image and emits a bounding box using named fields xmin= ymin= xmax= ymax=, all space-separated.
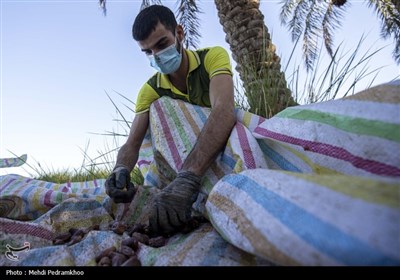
xmin=132 ymin=5 xmax=177 ymax=41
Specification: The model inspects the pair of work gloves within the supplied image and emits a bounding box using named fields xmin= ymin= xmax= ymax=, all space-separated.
xmin=105 ymin=164 xmax=202 ymax=235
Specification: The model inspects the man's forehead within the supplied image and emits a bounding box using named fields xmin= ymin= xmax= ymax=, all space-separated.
xmin=153 ymin=21 xmax=171 ymax=33
xmin=138 ymin=22 xmax=173 ymax=47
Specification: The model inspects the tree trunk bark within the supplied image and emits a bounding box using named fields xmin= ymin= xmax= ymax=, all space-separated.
xmin=214 ymin=0 xmax=296 ymax=117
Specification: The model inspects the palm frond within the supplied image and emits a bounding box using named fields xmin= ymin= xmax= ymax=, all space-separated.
xmin=141 ymin=0 xmax=162 ymax=10
xmin=391 ymin=0 xmax=400 ymax=12
xmin=280 ymin=0 xmax=298 ymax=25
xmin=176 ymin=0 xmax=202 ymax=49
xmin=395 ymin=35 xmax=400 ymax=62
xmin=303 ymin=1 xmax=324 ymax=71
xmin=367 ymin=0 xmax=400 ymax=64
xmin=288 ymin=0 xmax=310 ymax=42
xmin=322 ymin=1 xmax=346 ymax=57
xmin=99 ymin=0 xmax=106 ymax=16
xmin=280 ymin=0 xmax=348 ymax=71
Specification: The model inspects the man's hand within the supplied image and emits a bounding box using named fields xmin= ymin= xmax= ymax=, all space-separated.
xmin=105 ymin=164 xmax=136 ymax=203
xmin=149 ymin=171 xmax=202 ymax=235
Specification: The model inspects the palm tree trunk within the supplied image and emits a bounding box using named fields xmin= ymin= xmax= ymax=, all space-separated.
xmin=214 ymin=0 xmax=295 ymax=117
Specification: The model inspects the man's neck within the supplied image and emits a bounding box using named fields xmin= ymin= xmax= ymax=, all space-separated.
xmin=168 ymin=49 xmax=189 ymax=93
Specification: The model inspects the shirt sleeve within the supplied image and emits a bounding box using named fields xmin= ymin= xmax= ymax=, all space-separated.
xmin=204 ymin=46 xmax=233 ymax=79
xmin=135 ymin=83 xmax=160 ymax=114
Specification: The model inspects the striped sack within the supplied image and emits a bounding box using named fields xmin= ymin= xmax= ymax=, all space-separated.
xmin=206 ymin=169 xmax=399 ymax=265
xmin=206 ymin=81 xmax=400 ymax=265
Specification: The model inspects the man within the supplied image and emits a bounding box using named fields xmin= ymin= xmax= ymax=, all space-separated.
xmin=105 ymin=5 xmax=236 ymax=235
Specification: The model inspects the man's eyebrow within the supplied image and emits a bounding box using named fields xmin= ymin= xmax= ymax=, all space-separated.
xmin=141 ymin=36 xmax=169 ymax=52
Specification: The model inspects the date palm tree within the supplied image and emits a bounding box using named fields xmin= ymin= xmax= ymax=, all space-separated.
xmin=99 ymin=0 xmax=294 ymax=117
xmin=280 ymin=0 xmax=400 ymax=71
xmin=214 ymin=0 xmax=295 ymax=117
xmin=99 ymin=0 xmax=399 ymax=114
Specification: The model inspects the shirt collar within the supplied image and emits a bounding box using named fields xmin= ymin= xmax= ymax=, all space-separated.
xmin=156 ymin=49 xmax=201 ymax=89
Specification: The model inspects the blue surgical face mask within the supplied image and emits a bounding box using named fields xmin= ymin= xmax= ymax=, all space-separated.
xmin=148 ymin=37 xmax=182 ymax=74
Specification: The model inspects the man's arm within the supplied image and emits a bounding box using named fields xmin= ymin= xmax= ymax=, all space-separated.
xmin=105 ymin=111 xmax=149 ymax=203
xmin=115 ymin=111 xmax=150 ymax=172
xmin=148 ymin=74 xmax=236 ymax=235
xmin=181 ymin=74 xmax=236 ymax=176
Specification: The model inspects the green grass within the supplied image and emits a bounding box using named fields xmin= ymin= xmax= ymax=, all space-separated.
xmin=11 ymin=138 xmax=144 ymax=185
xmin=35 ymin=168 xmax=109 ymax=183
xmin=234 ymin=35 xmax=397 ymax=112
xmin=31 ymin=161 xmax=143 ymax=185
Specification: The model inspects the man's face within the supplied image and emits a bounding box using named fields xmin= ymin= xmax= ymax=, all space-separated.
xmin=138 ymin=22 xmax=176 ymax=56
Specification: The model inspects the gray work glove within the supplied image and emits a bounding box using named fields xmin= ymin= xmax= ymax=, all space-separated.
xmin=149 ymin=171 xmax=202 ymax=236
xmin=105 ymin=164 xmax=136 ymax=203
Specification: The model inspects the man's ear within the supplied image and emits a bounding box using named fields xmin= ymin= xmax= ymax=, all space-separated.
xmin=176 ymin=25 xmax=185 ymax=43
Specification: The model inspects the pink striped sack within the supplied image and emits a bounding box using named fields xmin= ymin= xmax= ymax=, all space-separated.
xmin=0 ymin=178 xmax=267 ymax=266
xmin=139 ymin=80 xmax=400 ymax=265
xmin=1 ymin=81 xmax=398 ymax=266
xmin=205 ymin=81 xmax=400 ymax=265
xmin=0 ymin=154 xmax=27 ymax=168
xmin=207 ymin=169 xmax=399 ymax=265
xmin=138 ymin=97 xmax=269 ymax=215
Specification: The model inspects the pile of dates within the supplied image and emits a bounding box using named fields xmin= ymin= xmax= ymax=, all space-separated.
xmin=95 ymin=222 xmax=166 ymax=266
xmin=52 ymin=216 xmax=206 ymax=266
xmin=52 ymin=225 xmax=100 ymax=246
